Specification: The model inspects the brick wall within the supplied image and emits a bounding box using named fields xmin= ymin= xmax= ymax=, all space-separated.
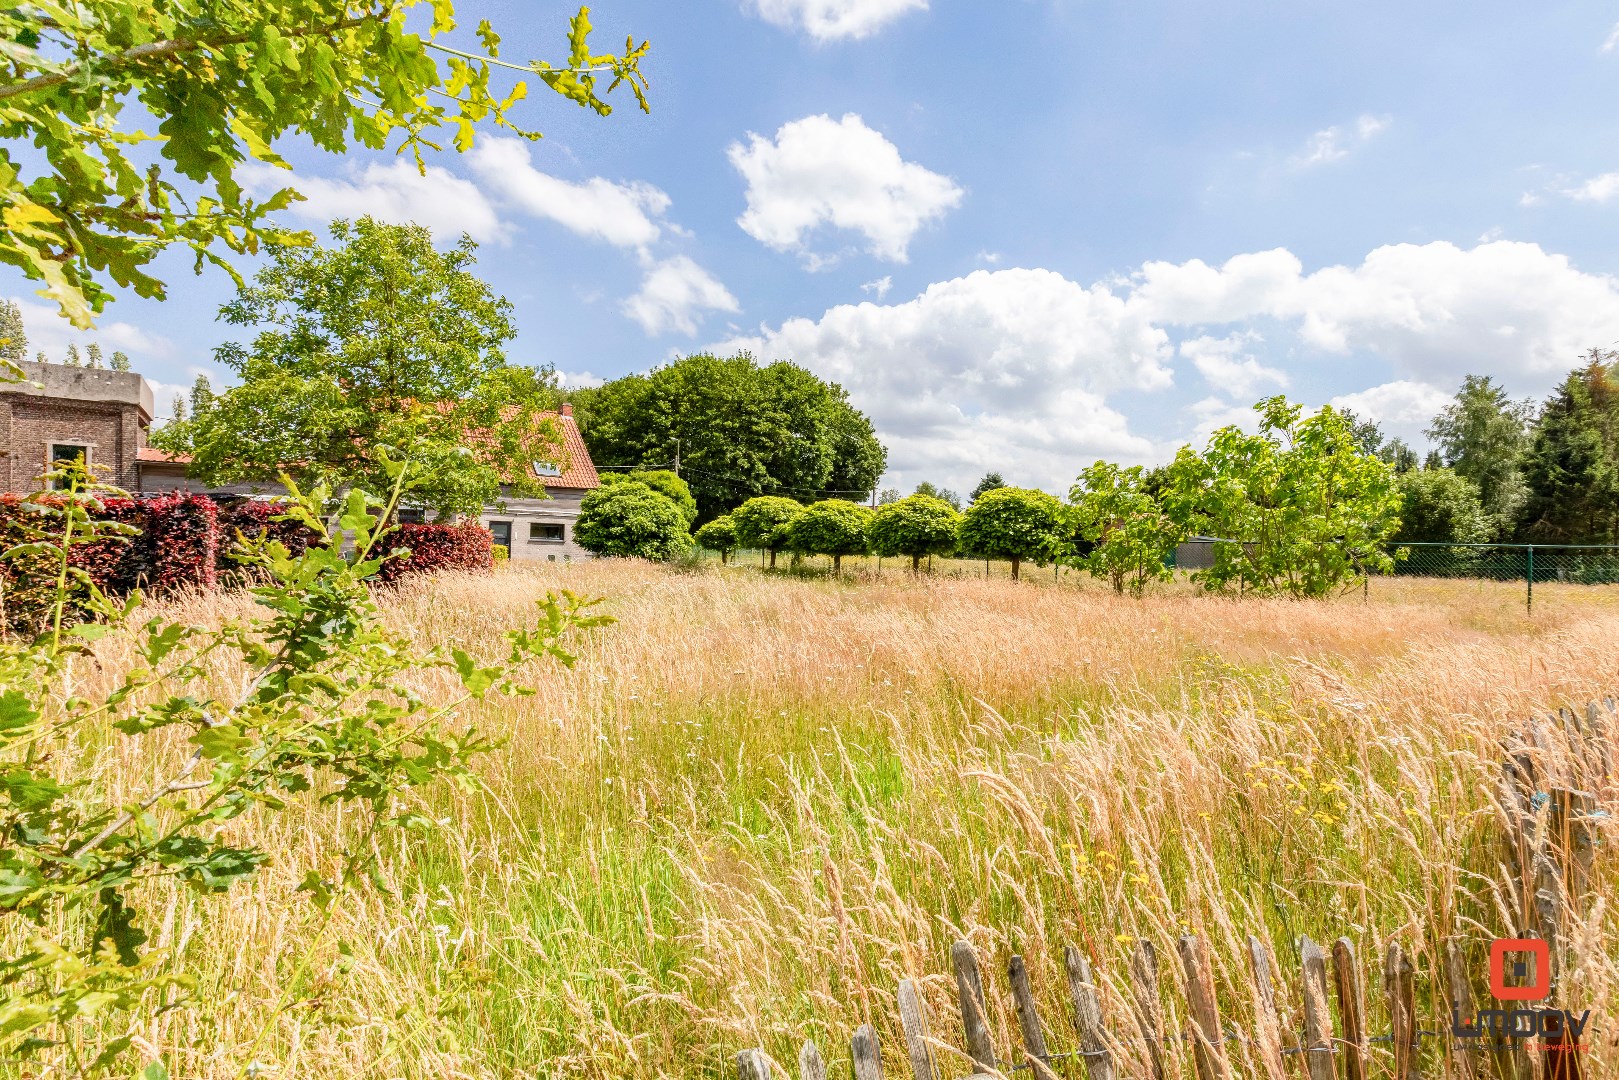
xmin=0 ymin=397 xmax=142 ymax=492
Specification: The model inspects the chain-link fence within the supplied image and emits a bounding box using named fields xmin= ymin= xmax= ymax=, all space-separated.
xmin=1392 ymin=542 xmax=1619 ymax=585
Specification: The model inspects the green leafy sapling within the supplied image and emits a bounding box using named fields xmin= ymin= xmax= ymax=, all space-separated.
xmin=0 ymin=455 xmax=609 ymax=1074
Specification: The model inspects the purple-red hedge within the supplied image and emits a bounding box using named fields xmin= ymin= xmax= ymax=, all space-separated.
xmin=374 ymin=522 xmax=494 ymax=585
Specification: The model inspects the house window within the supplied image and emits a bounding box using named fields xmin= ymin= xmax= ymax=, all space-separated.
xmin=532 ymin=461 xmax=563 ymax=478
xmin=47 ymin=444 xmax=89 ymax=489
xmin=396 ymin=508 xmax=425 ymax=525
xmin=529 ymin=522 xmax=565 ymax=543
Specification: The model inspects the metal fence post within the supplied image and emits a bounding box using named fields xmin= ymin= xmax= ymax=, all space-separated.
xmin=1526 ymin=545 xmax=1534 ymax=615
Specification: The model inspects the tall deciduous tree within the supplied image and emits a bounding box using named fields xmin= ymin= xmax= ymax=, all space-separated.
xmin=154 ymin=218 xmax=562 ymax=517
xmin=0 ymin=300 xmax=27 ymax=364
xmin=956 ymin=487 xmax=1066 ymax=580
xmin=573 ymin=353 xmax=886 ymax=521
xmin=1392 ymin=468 xmax=1493 ymax=545
xmin=1520 ymin=351 xmax=1619 ymax=543
xmin=0 ymin=2 xmax=649 ymax=326
xmin=868 ymin=494 xmax=959 ymax=570
xmin=1426 ymin=375 xmax=1531 ymax=534
xmin=1164 ymin=397 xmax=1401 ymax=598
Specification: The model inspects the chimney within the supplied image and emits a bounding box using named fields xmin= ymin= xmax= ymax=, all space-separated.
xmin=560 ymin=402 xmax=573 ymax=417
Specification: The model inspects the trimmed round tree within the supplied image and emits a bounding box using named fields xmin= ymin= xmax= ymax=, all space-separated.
xmin=868 ymin=494 xmax=959 ymax=570
xmin=600 ymin=470 xmax=698 ymax=525
xmin=787 ymin=499 xmax=873 ymax=574
xmin=574 ymin=482 xmax=693 ymax=561
xmin=956 ymin=486 xmax=1066 ymax=580
xmin=731 ymin=496 xmax=802 ymax=568
xmin=693 ymin=514 xmax=740 ymax=564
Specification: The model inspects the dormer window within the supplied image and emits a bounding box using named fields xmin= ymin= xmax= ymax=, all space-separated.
xmin=532 ymin=461 xmax=563 ymax=478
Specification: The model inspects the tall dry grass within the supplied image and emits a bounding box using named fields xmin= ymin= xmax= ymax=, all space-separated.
xmin=18 ymin=563 xmax=1619 ymax=1078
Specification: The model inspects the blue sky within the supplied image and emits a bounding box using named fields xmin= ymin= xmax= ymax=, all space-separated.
xmin=10 ymin=0 xmax=1619 ymax=493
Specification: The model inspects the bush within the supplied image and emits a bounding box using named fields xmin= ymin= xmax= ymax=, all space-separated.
xmin=575 ymin=482 xmax=694 ymax=560
xmin=731 ymin=496 xmax=801 ymax=568
xmin=786 ymin=499 xmax=872 ymax=574
xmin=0 ymin=492 xmax=222 ymax=629
xmin=1392 ymin=468 xmax=1493 ymax=545
xmin=868 ymin=494 xmax=959 ymax=570
xmin=601 ymin=470 xmax=698 ymax=525
xmin=956 ymin=487 xmax=1067 ymax=580
xmin=216 ymin=499 xmax=318 ymax=572
xmin=374 ymin=522 xmax=495 ymax=584
xmin=693 ymin=514 xmax=739 ymax=563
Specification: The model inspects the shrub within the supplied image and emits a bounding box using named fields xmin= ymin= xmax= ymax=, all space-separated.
xmin=693 ymin=514 xmax=739 ymax=564
xmin=575 ymin=482 xmax=694 ymax=560
xmin=216 ymin=499 xmax=318 ymax=572
xmin=786 ymin=499 xmax=872 ymax=574
xmin=1392 ymin=468 xmax=1493 ymax=545
xmin=731 ymin=496 xmax=801 ymax=568
xmin=956 ymin=487 xmax=1067 ymax=580
xmin=868 ymin=494 xmax=959 ymax=570
xmin=374 ymin=522 xmax=495 ymax=584
xmin=601 ymin=470 xmax=698 ymax=525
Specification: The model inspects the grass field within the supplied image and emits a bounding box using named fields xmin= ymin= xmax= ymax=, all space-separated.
xmin=39 ymin=563 xmax=1619 ymax=1078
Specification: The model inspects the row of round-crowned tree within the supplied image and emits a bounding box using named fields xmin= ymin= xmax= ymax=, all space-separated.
xmin=693 ymin=487 xmax=1069 ymax=578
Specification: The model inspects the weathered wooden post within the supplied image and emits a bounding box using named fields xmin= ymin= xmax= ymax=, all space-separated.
xmin=1384 ymin=941 xmax=1417 ymax=1080
xmin=798 ymin=1040 xmax=827 ymax=1080
xmin=1243 ymin=935 xmax=1287 ymax=1080
xmin=1128 ymin=939 xmax=1168 ymax=1080
xmin=851 ymin=1024 xmax=884 ymax=1080
xmin=1444 ymin=940 xmax=1485 ymax=1080
xmin=1008 ymin=953 xmax=1052 ymax=1066
xmin=1177 ymin=934 xmax=1233 ymax=1080
xmin=1332 ymin=937 xmax=1369 ymax=1080
xmin=737 ymin=1048 xmax=774 ymax=1080
xmin=896 ymin=978 xmax=937 ymax=1080
xmin=950 ymin=940 xmax=997 ymax=1073
xmin=1299 ymin=937 xmax=1337 ymax=1080
xmin=1064 ymin=945 xmax=1116 ymax=1080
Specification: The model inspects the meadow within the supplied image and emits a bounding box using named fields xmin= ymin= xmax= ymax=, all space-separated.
xmin=47 ymin=563 xmax=1619 ymax=1078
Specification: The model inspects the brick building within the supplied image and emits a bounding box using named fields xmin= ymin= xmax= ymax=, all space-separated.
xmin=0 ymin=360 xmax=153 ymax=491
xmin=1 ymin=360 xmax=601 ymax=562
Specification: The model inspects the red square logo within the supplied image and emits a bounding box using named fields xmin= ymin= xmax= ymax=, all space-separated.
xmin=1490 ymin=938 xmax=1550 ymax=1001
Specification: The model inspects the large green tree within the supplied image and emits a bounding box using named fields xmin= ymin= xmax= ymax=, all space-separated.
xmin=1426 ymin=375 xmax=1532 ymax=534
xmin=1164 ymin=397 xmax=1401 ymax=597
xmin=154 ymin=218 xmax=561 ymax=516
xmin=574 ymin=352 xmax=887 ymax=521
xmin=1391 ymin=467 xmax=1493 ymax=545
xmin=1520 ymin=351 xmax=1619 ymax=543
xmin=0 ymin=1 xmax=649 ymax=326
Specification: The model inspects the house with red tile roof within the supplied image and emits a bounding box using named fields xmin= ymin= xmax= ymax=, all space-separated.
xmin=6 ymin=360 xmax=602 ymax=562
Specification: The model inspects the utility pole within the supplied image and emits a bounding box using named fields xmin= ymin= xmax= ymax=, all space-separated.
xmin=673 ymin=438 xmax=681 ymax=478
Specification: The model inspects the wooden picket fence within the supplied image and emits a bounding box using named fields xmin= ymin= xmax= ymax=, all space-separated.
xmin=730 ymin=699 xmax=1614 ymax=1080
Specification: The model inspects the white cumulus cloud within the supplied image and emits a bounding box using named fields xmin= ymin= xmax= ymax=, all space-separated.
xmin=715 ymin=268 xmax=1171 ymax=492
xmin=1329 ymin=380 xmax=1453 ymax=445
xmin=1179 ymin=332 xmax=1288 ymax=398
xmin=1558 ymin=171 xmax=1619 ymax=203
xmin=747 ymin=0 xmax=927 ymax=41
xmin=242 ymin=161 xmax=503 ymax=243
xmin=1603 ymin=22 xmax=1619 ymax=52
xmin=1291 ymin=114 xmax=1391 ymax=168
xmin=728 ymin=113 xmax=963 ymax=263
xmin=470 ymin=137 xmax=672 ymax=253
xmin=623 ymin=257 xmax=740 ymax=337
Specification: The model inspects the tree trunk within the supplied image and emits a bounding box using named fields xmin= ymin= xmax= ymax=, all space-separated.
xmin=769 ymin=549 xmax=777 ymax=569
xmin=833 ymin=554 xmax=842 ymax=574
xmin=911 ymin=554 xmax=921 ymax=571
xmin=720 ymin=550 xmax=728 ymax=565
xmin=1011 ymin=557 xmax=1021 ymax=580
